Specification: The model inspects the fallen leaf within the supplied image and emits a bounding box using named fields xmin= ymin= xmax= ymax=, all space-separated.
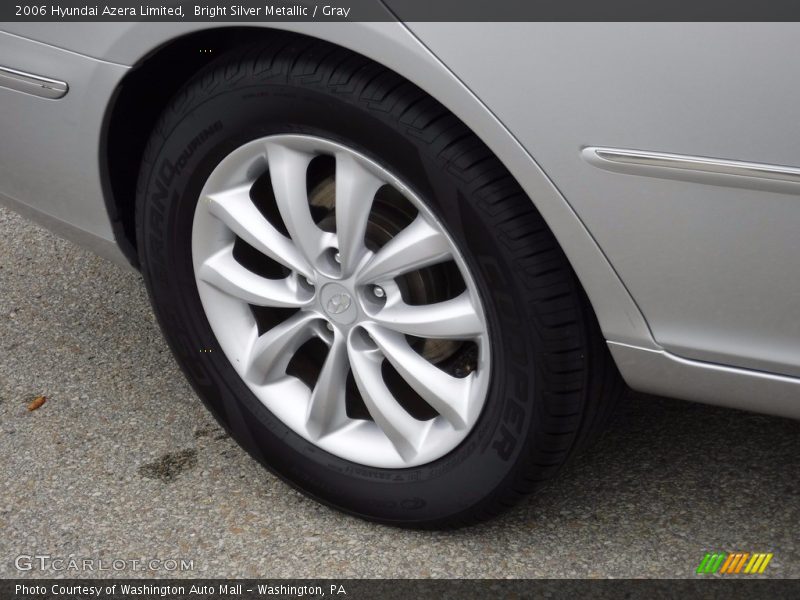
xmin=27 ymin=395 xmax=46 ymax=411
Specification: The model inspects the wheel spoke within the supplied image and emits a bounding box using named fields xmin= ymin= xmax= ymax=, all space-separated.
xmin=364 ymin=324 xmax=471 ymax=429
xmin=265 ymin=141 xmax=329 ymax=265
xmin=347 ymin=340 xmax=431 ymax=462
xmin=197 ymin=246 xmax=309 ymax=307
xmin=205 ymin=185 xmax=312 ymax=278
xmin=371 ymin=291 xmax=482 ymax=339
xmin=357 ymin=215 xmax=452 ymax=283
xmin=334 ymin=152 xmax=384 ymax=276
xmin=245 ymin=311 xmax=319 ymax=384
xmin=305 ymin=333 xmax=350 ymax=440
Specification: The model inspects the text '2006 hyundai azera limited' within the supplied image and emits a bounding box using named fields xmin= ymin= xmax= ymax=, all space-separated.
xmin=1 ymin=20 xmax=799 ymax=527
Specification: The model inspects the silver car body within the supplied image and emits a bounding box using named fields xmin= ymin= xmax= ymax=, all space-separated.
xmin=2 ymin=22 xmax=798 ymax=418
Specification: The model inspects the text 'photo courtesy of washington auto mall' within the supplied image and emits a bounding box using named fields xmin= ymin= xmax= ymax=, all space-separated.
xmin=15 ymin=583 xmax=342 ymax=597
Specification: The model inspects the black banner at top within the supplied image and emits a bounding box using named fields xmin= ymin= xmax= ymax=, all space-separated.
xmin=4 ymin=0 xmax=800 ymax=21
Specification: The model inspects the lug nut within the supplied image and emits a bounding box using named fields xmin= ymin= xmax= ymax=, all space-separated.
xmin=326 ymin=322 xmax=334 ymax=331
xmin=304 ymin=276 xmax=314 ymax=287
xmin=334 ymin=252 xmax=341 ymax=264
xmin=373 ymin=286 xmax=385 ymax=298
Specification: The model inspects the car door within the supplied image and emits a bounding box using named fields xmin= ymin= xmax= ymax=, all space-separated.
xmin=409 ymin=22 xmax=800 ymax=378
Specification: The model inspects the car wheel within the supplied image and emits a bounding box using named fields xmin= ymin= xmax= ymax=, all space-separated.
xmin=135 ymin=37 xmax=621 ymax=527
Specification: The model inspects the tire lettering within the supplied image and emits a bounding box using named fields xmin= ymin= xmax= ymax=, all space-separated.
xmin=491 ymin=425 xmax=517 ymax=461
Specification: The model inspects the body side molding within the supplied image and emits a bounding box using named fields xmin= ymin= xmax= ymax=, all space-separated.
xmin=0 ymin=65 xmax=68 ymax=99
xmin=583 ymin=146 xmax=800 ymax=194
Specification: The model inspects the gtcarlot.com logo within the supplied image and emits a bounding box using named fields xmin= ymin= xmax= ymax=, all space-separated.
xmin=14 ymin=554 xmax=194 ymax=572
xmin=697 ymin=552 xmax=773 ymax=575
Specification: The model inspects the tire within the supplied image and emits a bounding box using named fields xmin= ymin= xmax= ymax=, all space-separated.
xmin=135 ymin=35 xmax=622 ymax=528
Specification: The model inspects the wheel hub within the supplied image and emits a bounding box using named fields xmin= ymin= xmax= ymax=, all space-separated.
xmin=320 ymin=283 xmax=357 ymax=324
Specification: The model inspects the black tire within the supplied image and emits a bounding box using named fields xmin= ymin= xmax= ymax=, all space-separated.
xmin=135 ymin=35 xmax=622 ymax=528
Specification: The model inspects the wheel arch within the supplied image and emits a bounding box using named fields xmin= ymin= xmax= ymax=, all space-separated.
xmin=100 ymin=23 xmax=656 ymax=350
xmin=100 ymin=27 xmax=271 ymax=269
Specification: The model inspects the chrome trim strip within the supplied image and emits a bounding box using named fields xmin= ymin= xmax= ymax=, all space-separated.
xmin=582 ymin=146 xmax=800 ymax=194
xmin=0 ymin=65 xmax=68 ymax=99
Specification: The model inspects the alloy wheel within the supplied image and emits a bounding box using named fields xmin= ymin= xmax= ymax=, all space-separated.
xmin=191 ymin=135 xmax=490 ymax=468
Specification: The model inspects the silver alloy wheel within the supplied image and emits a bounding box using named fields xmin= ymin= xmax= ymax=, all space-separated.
xmin=191 ymin=135 xmax=490 ymax=468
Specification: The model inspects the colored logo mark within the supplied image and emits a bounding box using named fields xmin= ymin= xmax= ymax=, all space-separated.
xmin=697 ymin=552 xmax=773 ymax=575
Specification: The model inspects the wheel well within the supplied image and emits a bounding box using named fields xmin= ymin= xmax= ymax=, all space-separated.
xmin=100 ymin=27 xmax=296 ymax=269
xmin=101 ymin=27 xmax=632 ymax=403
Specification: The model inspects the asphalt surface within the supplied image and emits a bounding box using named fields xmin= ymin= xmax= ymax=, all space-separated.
xmin=1 ymin=204 xmax=799 ymax=579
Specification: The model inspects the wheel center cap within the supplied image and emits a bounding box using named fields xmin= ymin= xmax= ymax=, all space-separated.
xmin=321 ymin=283 xmax=357 ymax=324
